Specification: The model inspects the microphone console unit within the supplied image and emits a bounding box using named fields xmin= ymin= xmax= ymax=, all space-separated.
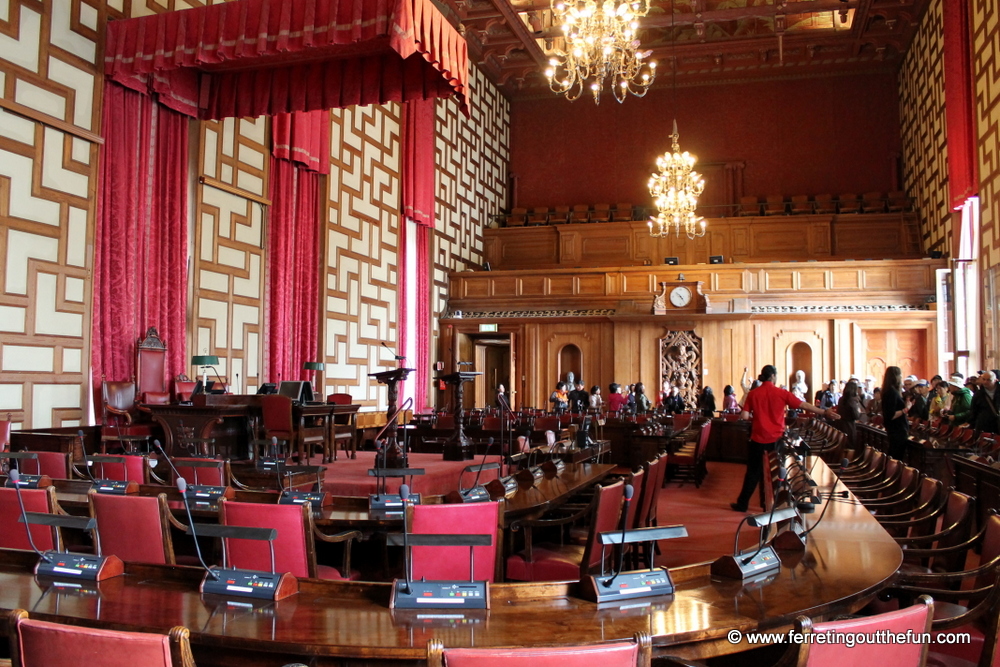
xmin=279 ymin=490 xmax=327 ymax=508
xmin=452 ymin=485 xmax=490 ymax=503
xmin=18 ymin=511 xmax=124 ymax=582
xmin=185 ymin=484 xmax=229 ymax=504
xmin=368 ymin=467 xmax=425 ymax=511
xmin=710 ymin=546 xmax=781 ymax=580
xmin=390 ymin=579 xmax=489 ymax=609
xmin=92 ymin=479 xmax=138 ymax=495
xmin=580 ymin=525 xmax=687 ymax=604
xmin=485 ymin=476 xmax=518 ymax=499
xmin=201 ymin=568 xmax=297 ymax=601
xmin=4 ymin=474 xmax=50 ymax=489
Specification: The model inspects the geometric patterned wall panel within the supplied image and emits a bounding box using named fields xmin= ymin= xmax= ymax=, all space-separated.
xmin=898 ymin=0 xmax=952 ymax=257
xmin=973 ymin=0 xmax=1000 ymax=368
xmin=323 ymin=104 xmax=401 ymax=408
xmin=191 ymin=117 xmax=269 ymax=393
xmin=0 ymin=0 xmax=102 ymax=428
xmin=432 ymin=67 xmax=510 ymax=354
xmin=973 ymin=0 xmax=1000 ymax=273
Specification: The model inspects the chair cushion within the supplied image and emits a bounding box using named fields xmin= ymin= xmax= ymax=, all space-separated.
xmin=926 ymin=621 xmax=985 ymax=667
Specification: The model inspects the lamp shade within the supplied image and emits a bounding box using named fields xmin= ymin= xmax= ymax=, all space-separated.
xmin=191 ymin=355 xmax=220 ymax=366
xmin=303 ymin=362 xmax=325 ymax=371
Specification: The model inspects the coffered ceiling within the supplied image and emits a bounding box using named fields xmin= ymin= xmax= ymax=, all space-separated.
xmin=433 ymin=0 xmax=930 ymax=98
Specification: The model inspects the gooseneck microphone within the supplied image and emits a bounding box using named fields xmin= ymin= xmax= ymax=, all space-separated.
xmin=399 ymin=483 xmax=412 ymax=594
xmin=8 ymin=469 xmax=52 ymax=563
xmin=463 ymin=438 xmax=494 ymax=496
xmin=77 ymin=429 xmax=97 ymax=483
xmin=153 ymin=440 xmax=183 ymax=483
xmin=602 ymin=484 xmax=635 ymax=588
xmin=176 ymin=477 xmax=218 ymax=580
xmin=740 ymin=467 xmax=788 ymax=566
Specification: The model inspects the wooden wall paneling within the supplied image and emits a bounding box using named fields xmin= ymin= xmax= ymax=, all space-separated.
xmin=488 ymin=214 xmax=925 ymax=270
xmin=899 ymin=0 xmax=951 ymax=256
xmin=324 ymin=104 xmax=401 ymax=409
xmin=972 ymin=0 xmax=1000 ymax=367
xmin=0 ymin=0 xmax=103 ymax=427
xmin=432 ymin=67 xmax=509 ymax=400
xmin=191 ymin=117 xmax=268 ymax=394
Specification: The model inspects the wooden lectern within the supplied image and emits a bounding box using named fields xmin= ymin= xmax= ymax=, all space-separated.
xmin=438 ymin=371 xmax=481 ymax=461
xmin=369 ymin=368 xmax=414 ymax=468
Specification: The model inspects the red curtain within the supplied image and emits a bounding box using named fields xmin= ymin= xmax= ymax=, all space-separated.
xmin=273 ymin=110 xmax=330 ymax=175
xmin=105 ymin=0 xmax=469 ymax=119
xmin=266 ymin=157 xmax=321 ymax=384
xmin=943 ymin=0 xmax=979 ymax=213
xmin=93 ymin=82 xmax=188 ymax=393
xmin=402 ymin=98 xmax=436 ymax=228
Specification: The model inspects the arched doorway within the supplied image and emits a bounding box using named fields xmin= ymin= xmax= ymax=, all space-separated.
xmin=788 ymin=341 xmax=814 ymax=403
xmin=559 ymin=344 xmax=582 ymax=386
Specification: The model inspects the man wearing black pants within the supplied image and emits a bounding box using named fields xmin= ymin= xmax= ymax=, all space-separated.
xmin=731 ymin=365 xmax=834 ymax=513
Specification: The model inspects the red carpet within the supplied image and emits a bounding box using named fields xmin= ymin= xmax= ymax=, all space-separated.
xmin=313 ymin=451 xmax=502 ymax=497
xmin=656 ymin=461 xmax=763 ymax=568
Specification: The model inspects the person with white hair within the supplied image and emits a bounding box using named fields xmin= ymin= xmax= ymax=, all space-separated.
xmin=942 ymin=374 xmax=973 ymax=424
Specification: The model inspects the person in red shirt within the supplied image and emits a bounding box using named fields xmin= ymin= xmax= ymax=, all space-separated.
xmin=731 ymin=365 xmax=834 ymax=512
xmin=607 ymin=383 xmax=628 ymax=412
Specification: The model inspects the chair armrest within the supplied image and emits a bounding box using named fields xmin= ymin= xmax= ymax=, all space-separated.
xmin=895 ymin=555 xmax=1000 ymax=585
xmin=314 ymin=529 xmax=362 ymax=577
xmin=894 ymin=519 xmax=966 ymax=546
xmin=166 ymin=512 xmax=189 ymax=533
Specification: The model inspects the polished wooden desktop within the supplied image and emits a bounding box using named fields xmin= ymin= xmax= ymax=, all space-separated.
xmin=0 ymin=458 xmax=901 ymax=665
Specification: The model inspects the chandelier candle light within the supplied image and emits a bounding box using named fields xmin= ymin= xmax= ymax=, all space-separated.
xmin=545 ymin=0 xmax=656 ymax=104
xmin=648 ymin=120 xmax=707 ymax=239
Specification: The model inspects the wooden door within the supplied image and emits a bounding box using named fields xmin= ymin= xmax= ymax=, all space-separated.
xmin=863 ymin=329 xmax=927 ymax=380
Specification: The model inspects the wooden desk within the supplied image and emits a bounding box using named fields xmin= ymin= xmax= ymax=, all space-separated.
xmin=145 ymin=397 xmax=359 ymax=463
xmin=0 ymin=459 xmax=901 ymax=665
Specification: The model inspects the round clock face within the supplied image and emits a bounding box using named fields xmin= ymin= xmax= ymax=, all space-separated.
xmin=669 ymin=286 xmax=693 ymax=308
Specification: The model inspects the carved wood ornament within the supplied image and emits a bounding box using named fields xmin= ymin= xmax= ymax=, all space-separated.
xmin=659 ymin=330 xmax=703 ymax=410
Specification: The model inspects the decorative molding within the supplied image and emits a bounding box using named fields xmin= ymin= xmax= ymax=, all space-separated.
xmin=445 ymin=308 xmax=616 ymax=319
xmin=751 ymin=304 xmax=929 ymax=313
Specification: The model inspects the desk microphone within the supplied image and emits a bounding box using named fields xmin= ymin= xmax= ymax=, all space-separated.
xmin=740 ymin=466 xmax=789 ymax=566
xmin=77 ymin=429 xmax=97 ymax=483
xmin=176 ymin=477 xmax=218 ymax=580
xmin=461 ymin=438 xmax=494 ymax=500
xmin=601 ymin=484 xmax=634 ymax=588
xmin=399 ymin=483 xmax=412 ymax=594
xmin=8 ymin=469 xmax=52 ymax=564
xmin=153 ymin=440 xmax=183 ymax=483
xmin=381 ymin=341 xmax=406 ymax=361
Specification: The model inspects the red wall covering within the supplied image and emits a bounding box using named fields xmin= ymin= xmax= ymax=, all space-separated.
xmin=510 ymin=72 xmax=902 ymax=208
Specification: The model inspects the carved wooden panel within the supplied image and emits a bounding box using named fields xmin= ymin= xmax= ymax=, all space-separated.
xmin=660 ymin=330 xmax=703 ymax=409
xmin=0 ymin=0 xmax=102 ymax=428
xmin=862 ymin=329 xmax=927 ymax=380
xmin=323 ymin=103 xmax=401 ymax=407
xmin=973 ymin=0 xmax=1000 ymax=276
xmin=899 ymin=0 xmax=952 ymax=256
xmin=191 ymin=117 xmax=268 ymax=393
xmin=432 ymin=67 xmax=509 ymax=360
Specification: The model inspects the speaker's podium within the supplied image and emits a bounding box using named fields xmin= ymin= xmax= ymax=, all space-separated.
xmin=438 ymin=371 xmax=481 ymax=461
xmin=369 ymin=368 xmax=415 ymax=468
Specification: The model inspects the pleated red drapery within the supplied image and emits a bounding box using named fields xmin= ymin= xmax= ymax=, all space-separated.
xmin=104 ymin=0 xmax=469 ymax=120
xmin=399 ymin=99 xmax=435 ymax=411
xmin=942 ymin=0 xmax=979 ymax=213
xmin=273 ymin=111 xmax=331 ymax=175
xmin=401 ymin=98 xmax=436 ymax=228
xmin=266 ymin=153 xmax=322 ymax=385
xmin=93 ymin=81 xmax=189 ymax=393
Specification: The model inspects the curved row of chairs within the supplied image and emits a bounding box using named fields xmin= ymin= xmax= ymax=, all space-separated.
xmin=780 ymin=418 xmax=1000 ymax=667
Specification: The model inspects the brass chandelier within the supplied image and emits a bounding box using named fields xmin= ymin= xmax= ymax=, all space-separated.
xmin=647 ymin=120 xmax=706 ymax=238
xmin=544 ymin=1 xmax=656 ymax=104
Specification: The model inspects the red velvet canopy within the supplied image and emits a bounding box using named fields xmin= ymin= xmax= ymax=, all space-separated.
xmin=105 ymin=0 xmax=469 ymax=119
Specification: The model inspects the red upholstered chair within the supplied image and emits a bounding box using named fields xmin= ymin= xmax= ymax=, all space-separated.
xmin=135 ymin=327 xmax=169 ymax=405
xmin=527 ymin=207 xmax=549 ymax=225
xmin=91 ymin=454 xmax=148 ymax=484
xmin=326 ymin=393 xmax=357 ymax=461
xmin=327 ymin=393 xmax=352 ymax=405
xmin=172 ymin=457 xmax=230 ymax=487
xmin=19 ymin=451 xmax=72 ymax=480
xmin=435 ymin=414 xmax=456 ymax=430
xmin=838 ymin=193 xmax=861 ymax=214
xmin=175 ymin=376 xmax=197 ymax=402
xmin=0 ymin=486 xmax=62 ymax=552
xmin=260 ymin=394 xmax=294 ymax=461
xmin=506 ymin=479 xmax=625 ymax=581
xmin=427 ymin=631 xmax=652 ymax=667
xmin=507 ymin=207 xmax=528 ymax=227
xmin=0 ymin=412 xmax=11 ymax=452
xmin=569 ymin=204 xmax=590 ymax=224
xmin=794 ymin=596 xmax=933 ymax=666
xmin=89 ymin=491 xmax=182 ymax=565
xmin=666 ymin=421 xmax=710 ymax=487
xmin=551 ymin=205 xmax=570 ymax=224
xmin=102 ymin=378 xmax=138 ymax=427
xmin=764 ymin=195 xmax=786 ymax=215
xmin=8 ymin=609 xmax=196 ymax=667
xmin=410 ymin=501 xmax=503 ymax=583
xmin=790 ymin=195 xmax=813 ymax=214
xmin=672 ymin=413 xmax=693 ymax=432
xmin=219 ymin=499 xmax=361 ymax=580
